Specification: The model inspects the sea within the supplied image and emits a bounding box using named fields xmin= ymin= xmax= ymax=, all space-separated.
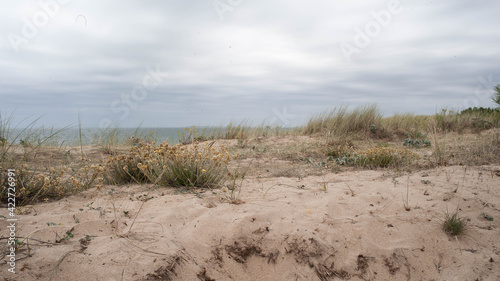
xmin=3 ymin=127 xmax=189 ymax=146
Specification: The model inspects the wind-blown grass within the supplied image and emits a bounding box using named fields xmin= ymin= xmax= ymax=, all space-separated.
xmin=302 ymin=105 xmax=500 ymax=140
xmin=303 ymin=105 xmax=384 ymax=137
xmin=0 ymin=112 xmax=102 ymax=206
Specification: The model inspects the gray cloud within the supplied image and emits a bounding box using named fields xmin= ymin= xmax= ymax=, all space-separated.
xmin=1 ymin=0 xmax=499 ymax=128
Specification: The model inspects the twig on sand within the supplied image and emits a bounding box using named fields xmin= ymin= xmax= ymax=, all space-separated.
xmin=49 ymin=249 xmax=83 ymax=281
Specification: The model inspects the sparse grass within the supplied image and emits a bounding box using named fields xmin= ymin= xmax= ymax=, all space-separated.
xmin=0 ymin=113 xmax=101 ymax=206
xmin=451 ymin=130 xmax=500 ymax=165
xmin=178 ymin=122 xmax=291 ymax=145
xmin=336 ymin=145 xmax=418 ymax=168
xmin=2 ymin=104 xmax=499 ymax=208
xmin=91 ymin=125 xmax=158 ymax=154
xmin=429 ymin=119 xmax=450 ymax=166
xmin=178 ymin=126 xmax=202 ymax=145
xmin=270 ymin=166 xmax=303 ymax=178
xmin=443 ymin=210 xmax=466 ymax=236
xmin=226 ymin=160 xmax=250 ymax=204
xmin=218 ymin=121 xmax=251 ymax=140
xmin=92 ymin=125 xmax=122 ymax=155
xmin=0 ymin=112 xmax=68 ymax=164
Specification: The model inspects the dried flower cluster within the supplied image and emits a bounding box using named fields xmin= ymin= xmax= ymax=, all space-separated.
xmin=1 ymin=161 xmax=104 ymax=205
xmin=105 ymin=141 xmax=232 ymax=189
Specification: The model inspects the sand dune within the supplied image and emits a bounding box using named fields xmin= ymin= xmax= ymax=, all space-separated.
xmin=1 ymin=164 xmax=499 ymax=280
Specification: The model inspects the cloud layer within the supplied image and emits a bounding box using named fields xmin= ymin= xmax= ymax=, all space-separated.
xmin=1 ymin=0 xmax=499 ymax=127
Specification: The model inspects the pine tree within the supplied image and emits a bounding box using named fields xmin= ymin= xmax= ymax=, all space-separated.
xmin=492 ymin=84 xmax=500 ymax=108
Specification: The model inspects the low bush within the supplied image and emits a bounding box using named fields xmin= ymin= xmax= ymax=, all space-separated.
xmin=104 ymin=141 xmax=232 ymax=189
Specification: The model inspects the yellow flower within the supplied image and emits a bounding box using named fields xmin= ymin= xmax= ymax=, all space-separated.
xmin=202 ymin=169 xmax=207 ymax=173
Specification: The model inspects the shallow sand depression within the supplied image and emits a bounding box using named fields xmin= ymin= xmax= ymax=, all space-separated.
xmin=1 ymin=164 xmax=499 ymax=281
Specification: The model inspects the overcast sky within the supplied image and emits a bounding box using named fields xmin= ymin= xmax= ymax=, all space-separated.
xmin=1 ymin=0 xmax=499 ymax=128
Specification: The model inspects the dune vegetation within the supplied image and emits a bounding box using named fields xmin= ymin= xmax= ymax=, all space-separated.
xmin=1 ymin=105 xmax=499 ymax=280
xmin=1 ymin=104 xmax=499 ymax=206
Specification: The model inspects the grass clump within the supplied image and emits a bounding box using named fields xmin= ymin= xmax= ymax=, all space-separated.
xmin=142 ymin=141 xmax=231 ymax=188
xmin=443 ymin=211 xmax=466 ymax=236
xmin=103 ymin=142 xmax=152 ymax=185
xmin=104 ymin=141 xmax=232 ymax=189
xmin=303 ymin=105 xmax=382 ymax=137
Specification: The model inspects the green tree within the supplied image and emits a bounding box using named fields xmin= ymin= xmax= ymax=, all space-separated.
xmin=493 ymin=84 xmax=500 ymax=107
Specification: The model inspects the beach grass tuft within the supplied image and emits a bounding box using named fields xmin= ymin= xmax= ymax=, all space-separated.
xmin=443 ymin=210 xmax=466 ymax=236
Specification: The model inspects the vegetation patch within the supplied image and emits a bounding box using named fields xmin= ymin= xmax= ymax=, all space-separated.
xmin=105 ymin=141 xmax=232 ymax=189
xmin=443 ymin=211 xmax=466 ymax=236
xmin=336 ymin=145 xmax=417 ymax=168
xmin=403 ymin=137 xmax=431 ymax=148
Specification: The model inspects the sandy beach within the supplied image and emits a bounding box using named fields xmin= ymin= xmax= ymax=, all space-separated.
xmin=1 ymin=132 xmax=499 ymax=281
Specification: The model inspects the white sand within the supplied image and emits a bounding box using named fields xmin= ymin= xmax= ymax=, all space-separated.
xmin=1 ymin=165 xmax=499 ymax=280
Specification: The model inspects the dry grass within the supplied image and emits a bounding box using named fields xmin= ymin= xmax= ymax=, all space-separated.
xmin=303 ymin=105 xmax=383 ymax=138
xmin=104 ymin=141 xmax=232 ymax=189
xmin=302 ymin=105 xmax=499 ymax=140
xmin=2 ymin=106 xmax=499 ymax=207
xmin=177 ymin=122 xmax=291 ymax=145
xmin=0 ymin=114 xmax=104 ymax=206
xmin=442 ymin=129 xmax=500 ymax=166
xmin=380 ymin=113 xmax=428 ymax=138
